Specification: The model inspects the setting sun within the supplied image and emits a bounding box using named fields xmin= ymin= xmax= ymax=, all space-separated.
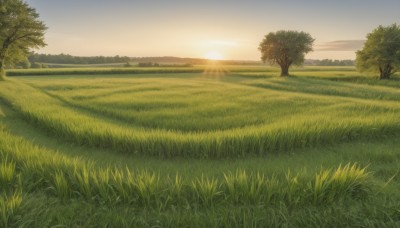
xmin=204 ymin=51 xmax=224 ymax=60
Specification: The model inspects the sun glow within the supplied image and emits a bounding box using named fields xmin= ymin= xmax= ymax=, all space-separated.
xmin=204 ymin=51 xmax=224 ymax=60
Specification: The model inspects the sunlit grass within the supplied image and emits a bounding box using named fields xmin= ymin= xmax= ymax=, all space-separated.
xmin=0 ymin=72 xmax=398 ymax=158
xmin=0 ymin=192 xmax=22 ymax=228
xmin=0 ymin=67 xmax=399 ymax=226
xmin=202 ymin=61 xmax=229 ymax=78
xmin=0 ymin=126 xmax=372 ymax=209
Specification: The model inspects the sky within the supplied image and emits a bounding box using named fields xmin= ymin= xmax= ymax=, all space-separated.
xmin=25 ymin=0 xmax=400 ymax=60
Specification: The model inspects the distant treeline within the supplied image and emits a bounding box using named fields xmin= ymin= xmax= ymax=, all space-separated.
xmin=28 ymin=53 xmax=131 ymax=64
xmin=133 ymin=56 xmax=208 ymax=65
xmin=9 ymin=53 xmax=355 ymax=69
xmin=305 ymin=59 xmax=355 ymax=66
xmin=137 ymin=62 xmax=193 ymax=67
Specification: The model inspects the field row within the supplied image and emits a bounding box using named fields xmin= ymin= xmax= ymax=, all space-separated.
xmin=3 ymin=120 xmax=397 ymax=227
xmin=6 ymin=65 xmax=359 ymax=76
xmin=0 ymin=123 xmax=370 ymax=211
xmin=0 ymin=75 xmax=399 ymax=158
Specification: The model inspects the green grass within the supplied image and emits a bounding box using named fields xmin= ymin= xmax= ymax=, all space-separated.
xmin=6 ymin=65 xmax=357 ymax=77
xmin=0 ymin=124 xmax=383 ymax=226
xmin=1 ymin=71 xmax=399 ymax=158
xmin=0 ymin=66 xmax=399 ymax=226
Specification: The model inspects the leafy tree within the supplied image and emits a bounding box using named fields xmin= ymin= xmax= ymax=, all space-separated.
xmin=259 ymin=30 xmax=314 ymax=76
xmin=14 ymin=57 xmax=30 ymax=68
xmin=356 ymin=24 xmax=400 ymax=80
xmin=0 ymin=0 xmax=46 ymax=80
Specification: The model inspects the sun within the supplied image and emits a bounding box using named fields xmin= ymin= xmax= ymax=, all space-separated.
xmin=204 ymin=51 xmax=224 ymax=60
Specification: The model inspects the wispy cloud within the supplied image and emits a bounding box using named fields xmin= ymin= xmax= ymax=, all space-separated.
xmin=316 ymin=40 xmax=365 ymax=51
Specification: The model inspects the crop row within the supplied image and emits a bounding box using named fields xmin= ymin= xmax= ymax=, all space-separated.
xmin=6 ymin=66 xmax=358 ymax=77
xmin=0 ymin=124 xmax=371 ymax=220
xmin=2 ymin=80 xmax=400 ymax=158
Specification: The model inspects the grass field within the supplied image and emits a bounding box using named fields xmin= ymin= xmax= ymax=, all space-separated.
xmin=0 ymin=66 xmax=399 ymax=227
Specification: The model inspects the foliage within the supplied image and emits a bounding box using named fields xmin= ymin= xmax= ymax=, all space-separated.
xmin=30 ymin=62 xmax=47 ymax=69
xmin=0 ymin=0 xmax=46 ymax=80
xmin=356 ymin=24 xmax=400 ymax=79
xmin=30 ymin=62 xmax=41 ymax=68
xmin=14 ymin=58 xmax=31 ymax=69
xmin=138 ymin=62 xmax=160 ymax=67
xmin=123 ymin=62 xmax=132 ymax=67
xmin=259 ymin=30 xmax=314 ymax=76
xmin=310 ymin=59 xmax=355 ymax=66
xmin=29 ymin=53 xmax=131 ymax=65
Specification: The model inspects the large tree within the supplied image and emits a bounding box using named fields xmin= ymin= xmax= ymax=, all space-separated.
xmin=0 ymin=0 xmax=46 ymax=80
xmin=356 ymin=24 xmax=400 ymax=80
xmin=259 ymin=30 xmax=314 ymax=76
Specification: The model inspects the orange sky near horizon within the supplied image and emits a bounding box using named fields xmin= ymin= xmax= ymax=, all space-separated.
xmin=26 ymin=0 xmax=400 ymax=60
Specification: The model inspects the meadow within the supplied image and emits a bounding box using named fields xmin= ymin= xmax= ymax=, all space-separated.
xmin=0 ymin=65 xmax=399 ymax=227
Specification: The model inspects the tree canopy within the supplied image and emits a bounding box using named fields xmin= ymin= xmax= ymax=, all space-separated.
xmin=259 ymin=30 xmax=314 ymax=76
xmin=0 ymin=0 xmax=46 ymax=80
xmin=356 ymin=24 xmax=400 ymax=80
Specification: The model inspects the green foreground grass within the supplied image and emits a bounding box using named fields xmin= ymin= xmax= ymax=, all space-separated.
xmin=0 ymin=66 xmax=399 ymax=227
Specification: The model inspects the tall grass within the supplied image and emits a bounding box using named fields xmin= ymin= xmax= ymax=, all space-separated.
xmin=0 ymin=75 xmax=399 ymax=158
xmin=224 ymin=170 xmax=272 ymax=205
xmin=0 ymin=157 xmax=22 ymax=228
xmin=0 ymin=159 xmax=16 ymax=193
xmin=0 ymin=76 xmax=400 ymax=158
xmin=309 ymin=164 xmax=370 ymax=204
xmin=51 ymin=171 xmax=70 ymax=199
xmin=0 ymin=125 xmax=372 ymax=209
xmin=0 ymin=192 xmax=22 ymax=228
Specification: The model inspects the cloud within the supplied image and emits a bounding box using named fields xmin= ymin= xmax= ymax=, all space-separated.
xmin=316 ymin=40 xmax=365 ymax=51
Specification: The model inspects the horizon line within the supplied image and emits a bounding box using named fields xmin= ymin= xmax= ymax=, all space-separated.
xmin=31 ymin=53 xmax=356 ymax=62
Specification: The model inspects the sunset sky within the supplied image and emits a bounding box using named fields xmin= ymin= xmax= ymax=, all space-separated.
xmin=26 ymin=0 xmax=400 ymax=60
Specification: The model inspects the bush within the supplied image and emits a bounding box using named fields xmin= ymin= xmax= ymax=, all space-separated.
xmin=31 ymin=62 xmax=42 ymax=68
xmin=123 ymin=62 xmax=132 ymax=67
xmin=138 ymin=62 xmax=159 ymax=67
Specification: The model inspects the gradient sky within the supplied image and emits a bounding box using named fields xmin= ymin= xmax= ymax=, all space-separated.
xmin=25 ymin=0 xmax=400 ymax=60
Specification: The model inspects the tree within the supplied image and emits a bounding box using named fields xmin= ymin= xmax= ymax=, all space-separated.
xmin=356 ymin=24 xmax=400 ymax=80
xmin=259 ymin=30 xmax=314 ymax=76
xmin=0 ymin=0 xmax=46 ymax=80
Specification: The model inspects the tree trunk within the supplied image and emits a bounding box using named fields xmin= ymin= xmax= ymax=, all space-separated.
xmin=0 ymin=47 xmax=7 ymax=81
xmin=280 ymin=64 xmax=289 ymax=76
xmin=0 ymin=43 xmax=9 ymax=81
xmin=0 ymin=61 xmax=5 ymax=81
xmin=379 ymin=64 xmax=392 ymax=80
